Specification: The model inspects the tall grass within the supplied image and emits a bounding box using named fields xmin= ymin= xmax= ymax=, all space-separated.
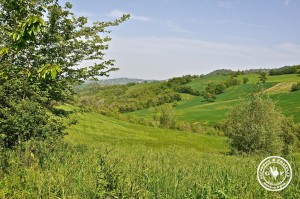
xmin=1 ymin=140 xmax=300 ymax=198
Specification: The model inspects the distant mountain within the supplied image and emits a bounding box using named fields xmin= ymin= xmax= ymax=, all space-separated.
xmin=86 ymin=78 xmax=158 ymax=85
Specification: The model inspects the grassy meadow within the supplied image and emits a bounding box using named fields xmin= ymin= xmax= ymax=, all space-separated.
xmin=2 ymin=73 xmax=300 ymax=198
xmin=3 ymin=108 xmax=299 ymax=198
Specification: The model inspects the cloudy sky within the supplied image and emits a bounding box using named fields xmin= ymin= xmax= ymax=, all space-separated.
xmin=60 ymin=0 xmax=300 ymax=80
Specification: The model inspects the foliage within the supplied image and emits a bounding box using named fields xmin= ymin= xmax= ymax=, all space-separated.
xmin=225 ymin=77 xmax=240 ymax=87
xmin=202 ymin=91 xmax=217 ymax=102
xmin=167 ymin=75 xmax=201 ymax=96
xmin=223 ymin=91 xmax=298 ymax=155
xmin=269 ymin=65 xmax=300 ymax=76
xmin=259 ymin=71 xmax=267 ymax=83
xmin=0 ymin=0 xmax=128 ymax=103
xmin=75 ymin=83 xmax=182 ymax=115
xmin=0 ymin=0 xmax=127 ymax=146
xmin=291 ymin=82 xmax=300 ymax=92
xmin=2 ymin=110 xmax=298 ymax=198
xmin=167 ymin=75 xmax=199 ymax=85
xmin=202 ymin=82 xmax=229 ymax=102
xmin=0 ymin=79 xmax=66 ymax=148
xmin=242 ymin=77 xmax=249 ymax=84
xmin=153 ymin=105 xmax=176 ymax=129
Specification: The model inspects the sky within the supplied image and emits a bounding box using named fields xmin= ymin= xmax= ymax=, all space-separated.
xmin=60 ymin=0 xmax=300 ymax=80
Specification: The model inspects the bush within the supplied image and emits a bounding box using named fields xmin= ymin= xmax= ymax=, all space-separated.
xmin=202 ymin=91 xmax=216 ymax=102
xmin=291 ymin=82 xmax=300 ymax=92
xmin=243 ymin=77 xmax=249 ymax=84
xmin=225 ymin=77 xmax=239 ymax=87
xmin=223 ymin=93 xmax=297 ymax=155
xmin=0 ymin=80 xmax=66 ymax=148
xmin=154 ymin=105 xmax=176 ymax=129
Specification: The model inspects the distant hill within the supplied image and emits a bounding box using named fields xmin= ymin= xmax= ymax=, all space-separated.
xmin=207 ymin=68 xmax=270 ymax=76
xmin=207 ymin=69 xmax=234 ymax=75
xmin=86 ymin=78 xmax=158 ymax=85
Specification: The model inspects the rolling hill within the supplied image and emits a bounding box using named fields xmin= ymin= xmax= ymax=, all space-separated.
xmin=128 ymin=73 xmax=300 ymax=125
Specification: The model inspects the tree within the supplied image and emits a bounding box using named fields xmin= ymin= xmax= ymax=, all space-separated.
xmin=215 ymin=83 xmax=227 ymax=94
xmin=223 ymin=91 xmax=297 ymax=155
xmin=153 ymin=105 xmax=176 ymax=129
xmin=0 ymin=0 xmax=128 ymax=147
xmin=242 ymin=77 xmax=249 ymax=84
xmin=225 ymin=77 xmax=239 ymax=87
xmin=202 ymin=91 xmax=216 ymax=102
xmin=259 ymin=72 xmax=267 ymax=83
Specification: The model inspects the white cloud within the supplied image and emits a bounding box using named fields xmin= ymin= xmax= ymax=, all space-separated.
xmin=101 ymin=36 xmax=300 ymax=79
xmin=108 ymin=9 xmax=151 ymax=21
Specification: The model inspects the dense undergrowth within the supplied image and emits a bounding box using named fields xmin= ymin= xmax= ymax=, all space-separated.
xmin=1 ymin=138 xmax=300 ymax=198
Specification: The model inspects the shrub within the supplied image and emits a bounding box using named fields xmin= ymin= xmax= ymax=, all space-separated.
xmin=0 ymin=80 xmax=66 ymax=148
xmin=152 ymin=105 xmax=176 ymax=129
xmin=242 ymin=77 xmax=249 ymax=84
xmin=291 ymin=82 xmax=300 ymax=92
xmin=223 ymin=93 xmax=297 ymax=155
xmin=225 ymin=77 xmax=239 ymax=87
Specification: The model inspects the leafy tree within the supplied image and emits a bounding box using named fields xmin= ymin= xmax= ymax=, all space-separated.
xmin=0 ymin=0 xmax=128 ymax=147
xmin=202 ymin=91 xmax=216 ymax=102
xmin=225 ymin=77 xmax=239 ymax=87
xmin=0 ymin=0 xmax=129 ymax=103
xmin=215 ymin=83 xmax=227 ymax=94
xmin=224 ymin=91 xmax=297 ymax=155
xmin=242 ymin=77 xmax=249 ymax=84
xmin=153 ymin=105 xmax=176 ymax=129
xmin=259 ymin=72 xmax=267 ymax=83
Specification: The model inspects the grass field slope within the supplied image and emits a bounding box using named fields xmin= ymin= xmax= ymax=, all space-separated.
xmin=62 ymin=107 xmax=300 ymax=198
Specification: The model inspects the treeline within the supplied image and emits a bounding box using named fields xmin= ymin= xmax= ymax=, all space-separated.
xmin=75 ymin=84 xmax=181 ymax=115
xmin=269 ymin=65 xmax=300 ymax=76
xmin=75 ymin=75 xmax=201 ymax=115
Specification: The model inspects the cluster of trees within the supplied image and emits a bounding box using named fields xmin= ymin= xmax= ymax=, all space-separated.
xmin=77 ymin=74 xmax=203 ymax=116
xmin=269 ymin=65 xmax=300 ymax=76
xmin=202 ymin=77 xmax=240 ymax=102
xmin=167 ymin=75 xmax=199 ymax=85
xmin=75 ymin=83 xmax=182 ymax=115
xmin=166 ymin=75 xmax=200 ymax=96
xmin=0 ymin=0 xmax=128 ymax=148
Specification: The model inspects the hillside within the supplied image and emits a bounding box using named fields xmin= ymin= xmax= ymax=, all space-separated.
xmin=127 ymin=73 xmax=300 ymax=125
xmin=57 ymin=105 xmax=300 ymax=198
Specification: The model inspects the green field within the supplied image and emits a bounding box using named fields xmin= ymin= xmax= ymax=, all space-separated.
xmin=62 ymin=109 xmax=299 ymax=198
xmin=129 ymin=74 xmax=300 ymax=125
xmin=2 ymin=73 xmax=300 ymax=198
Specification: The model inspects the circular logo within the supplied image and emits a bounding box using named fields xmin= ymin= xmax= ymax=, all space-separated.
xmin=257 ymin=156 xmax=292 ymax=191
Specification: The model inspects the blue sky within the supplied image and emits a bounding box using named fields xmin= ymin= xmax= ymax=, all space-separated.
xmin=60 ymin=0 xmax=300 ymax=79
